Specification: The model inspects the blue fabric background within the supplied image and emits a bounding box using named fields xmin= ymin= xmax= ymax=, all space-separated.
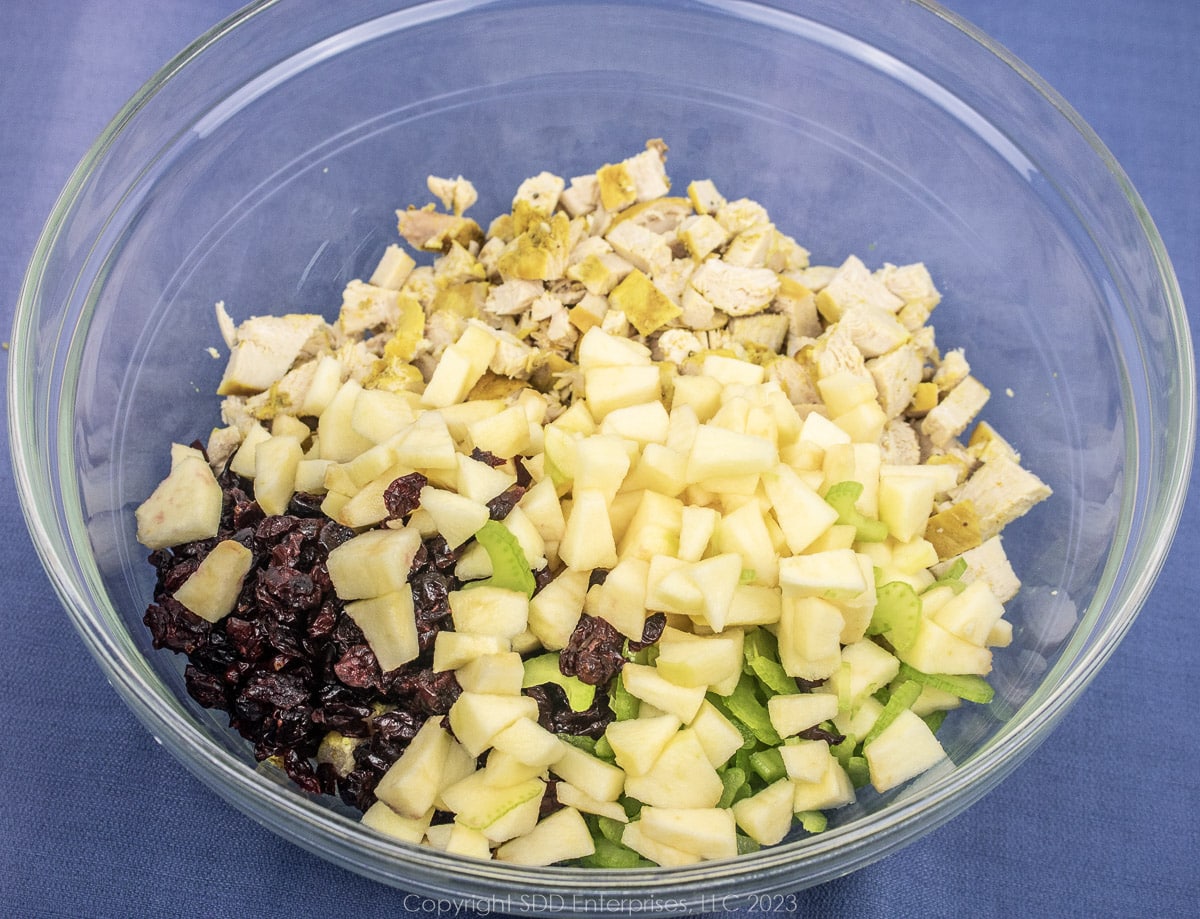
xmin=2 ymin=2 xmax=1196 ymax=917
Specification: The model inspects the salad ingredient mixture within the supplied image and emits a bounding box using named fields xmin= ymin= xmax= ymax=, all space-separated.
xmin=137 ymin=140 xmax=1050 ymax=867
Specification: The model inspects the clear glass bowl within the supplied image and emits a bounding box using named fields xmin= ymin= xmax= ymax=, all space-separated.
xmin=9 ymin=0 xmax=1193 ymax=912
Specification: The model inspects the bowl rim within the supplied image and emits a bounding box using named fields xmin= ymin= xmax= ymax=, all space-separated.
xmin=9 ymin=0 xmax=1195 ymax=905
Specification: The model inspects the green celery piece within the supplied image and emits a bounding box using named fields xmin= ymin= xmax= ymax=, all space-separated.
xmin=926 ymin=557 xmax=969 ymax=595
xmin=861 ymin=679 xmax=923 ymax=748
xmin=721 ymin=674 xmax=782 ymax=746
xmin=522 ymin=653 xmax=596 ymax=712
xmin=593 ymin=735 xmax=616 ymax=762
xmin=846 ymin=755 xmax=871 ymax=789
xmin=621 ymin=796 xmax=643 ymax=820
xmin=867 ymin=581 xmax=922 ymax=652
xmin=743 ymin=628 xmax=800 ymax=696
xmin=733 ymin=747 xmax=755 ymax=782
xmin=749 ymin=747 xmax=788 ymax=784
xmin=609 ymin=671 xmax=640 ymax=721
xmin=830 ymin=734 xmax=858 ymax=770
xmin=595 ymin=815 xmax=626 ymax=845
xmin=897 ymin=662 xmax=995 ymax=704
xmin=923 ymin=709 xmax=948 ymax=734
xmin=558 ymin=733 xmax=597 ymax=755
xmin=739 ymin=568 xmax=757 ymax=584
xmin=824 ymin=481 xmax=888 ymax=542
xmin=579 ymin=836 xmax=652 ymax=869
xmin=797 ymin=810 xmax=828 ymax=833
xmin=736 ymin=835 xmax=762 ymax=855
xmin=471 ymin=520 xmax=536 ymax=597
xmin=717 ymin=767 xmax=750 ymax=809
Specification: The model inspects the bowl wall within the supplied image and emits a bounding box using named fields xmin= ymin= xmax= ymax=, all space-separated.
xmin=12 ymin=0 xmax=1192 ymax=912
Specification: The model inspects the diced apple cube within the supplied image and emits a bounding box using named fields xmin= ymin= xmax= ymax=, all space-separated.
xmin=930 ymin=580 xmax=1006 ymax=646
xmin=732 ymin=778 xmax=795 ymax=846
xmin=318 ymin=379 xmax=377 ymax=462
xmin=375 ymin=716 xmax=452 ymax=817
xmin=299 ymin=354 xmax=344 ymax=417
xmin=361 ymin=800 xmax=432 ymax=844
xmin=767 ymin=693 xmax=840 ymax=738
xmin=584 ymin=556 xmax=649 ymax=640
xmin=468 ymin=405 xmax=532 ymax=458
xmin=439 ymin=769 xmax=544 ymax=839
xmin=762 ymin=464 xmax=840 ymax=554
xmin=572 ymin=433 xmax=633 ymax=501
xmin=863 ymin=708 xmax=947 ymax=793
xmin=689 ymin=700 xmax=745 ymax=769
xmin=671 ymin=373 xmax=723 ymax=421
xmin=448 ymin=692 xmax=541 ymax=756
xmin=878 ymin=472 xmax=937 ymax=543
xmin=605 ymin=713 xmax=682 ymax=776
xmin=676 ymin=504 xmax=719 ymax=562
xmin=559 ymin=488 xmax=620 ymax=571
xmin=418 ymin=486 xmax=490 ymax=549
xmin=455 ymin=452 xmax=517 ymax=504
xmin=798 ymin=411 xmax=852 ymax=450
xmin=899 ymin=617 xmax=993 ymax=676
xmin=585 ymin=365 xmax=662 ymax=420
xmin=577 ymin=325 xmax=653 ymax=369
xmin=490 ymin=716 xmax=565 ymax=768
xmin=526 ymin=569 xmax=589 ymax=649
xmin=449 ymin=585 xmax=529 ymax=640
xmin=686 ymin=424 xmax=777 ymax=482
xmin=173 ymin=539 xmax=254 ymax=623
xmin=554 ymin=782 xmax=629 ymax=823
xmin=656 ymin=632 xmax=743 ymax=689
xmin=391 ymin=411 xmax=458 ymax=471
xmin=779 ymin=549 xmax=867 ymax=601
xmin=779 ymin=740 xmax=833 ymax=784
xmin=639 ymin=806 xmax=738 ymax=860
xmin=496 ymin=806 xmax=595 ymax=866
xmin=344 ymin=590 xmax=420 ymax=672
xmin=622 ymin=728 xmax=723 ymax=808
xmin=825 ymin=639 xmax=901 ymax=707
xmin=422 ymin=323 xmax=498 ymax=408
xmin=432 ymin=631 xmax=510 ymax=672
xmin=725 ymin=585 xmax=783 ymax=627
xmin=454 ymin=651 xmax=526 ymax=695
xmin=325 ymin=527 xmax=422 ymax=599
xmin=620 ymin=663 xmax=706 ymax=723
xmin=792 ymin=760 xmax=856 ymax=813
xmin=777 ymin=597 xmax=844 ymax=680
xmin=442 ymin=822 xmax=493 ymax=860
xmin=600 ymin=400 xmax=671 ymax=445
xmin=551 ymin=742 xmax=626 ymax=803
xmin=702 ymin=353 xmax=765 ymax=386
xmin=134 ymin=446 xmax=224 ymax=549
xmin=621 ymin=821 xmax=702 ymax=867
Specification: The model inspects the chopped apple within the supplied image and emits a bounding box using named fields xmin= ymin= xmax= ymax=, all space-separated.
xmin=325 ymin=527 xmax=422 ymax=599
xmin=318 ymin=379 xmax=377 ymax=462
xmin=620 ymin=663 xmax=706 ymax=723
xmin=375 ymin=716 xmax=452 ymax=817
xmin=448 ymin=691 xmax=540 ymax=756
xmin=863 ymin=707 xmax=947 ymax=793
xmin=351 ymin=388 xmax=417 ymax=443
xmin=600 ymin=400 xmax=671 ymax=445
xmin=173 ymin=539 xmax=253 ymax=622
xmin=656 ymin=631 xmax=743 ymax=689
xmin=467 ymin=404 xmax=532 ymax=458
xmin=761 ymin=465 xmax=840 ymax=554
xmin=572 ymin=433 xmax=633 ymax=501
xmin=526 ymin=568 xmax=589 ymax=649
xmin=361 ymin=800 xmax=432 ymax=844
xmin=422 ymin=322 xmax=498 ymax=408
xmin=725 ymin=585 xmax=783 ymax=627
xmin=732 ymin=778 xmax=795 ymax=846
xmin=767 ymin=692 xmax=840 ymax=738
xmin=778 ymin=549 xmax=867 ymax=601
xmin=618 ymin=489 xmax=683 ymax=561
xmin=554 ymin=782 xmax=629 ymax=823
xmin=439 ymin=768 xmax=544 ymax=839
xmin=792 ymin=759 xmax=856 ymax=813
xmin=496 ymin=806 xmax=595 ymax=866
xmin=418 ymin=485 xmax=490 ymax=549
xmin=930 ymin=580 xmax=1005 ymax=646
xmin=550 ymin=742 xmax=626 ymax=803
xmin=391 ymin=411 xmax=458 ymax=471
xmin=777 ymin=596 xmax=844 ymax=680
xmin=558 ymin=487 xmax=619 ymax=571
xmin=489 ymin=716 xmax=565 ymax=768
xmin=344 ymin=590 xmax=419 ymax=671
xmin=454 ymin=651 xmax=526 ymax=695
xmin=685 ymin=424 xmax=777 ymax=483
xmin=825 ymin=639 xmax=901 ymax=707
xmin=621 ymin=821 xmax=702 ymax=867
xmin=432 ymin=631 xmax=510 ymax=672
xmin=715 ymin=504 xmax=778 ymax=588
xmin=638 ymin=806 xmax=737 ymax=860
xmin=583 ymin=556 xmax=649 ymax=640
xmin=585 ymin=365 xmax=662 ymax=420
xmin=899 ymin=616 xmax=993 ymax=676
xmin=779 ymin=740 xmax=833 ymax=784
xmin=605 ymin=714 xmax=681 ymax=776
xmin=134 ymin=445 xmax=224 ymax=549
xmin=448 ymin=585 xmax=529 ymax=639
xmin=689 ymin=700 xmax=745 ymax=768
xmin=623 ymin=728 xmax=723 ymax=808
xmin=455 ymin=452 xmax=517 ymax=504
xmin=878 ymin=472 xmax=936 ymax=543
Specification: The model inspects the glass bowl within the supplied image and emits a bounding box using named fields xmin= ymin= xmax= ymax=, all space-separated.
xmin=9 ymin=0 xmax=1193 ymax=912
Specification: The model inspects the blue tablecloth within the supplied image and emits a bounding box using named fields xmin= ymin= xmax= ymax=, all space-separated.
xmin=2 ymin=2 xmax=1196 ymax=917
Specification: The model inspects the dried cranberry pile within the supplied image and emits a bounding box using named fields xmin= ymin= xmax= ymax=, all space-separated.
xmin=143 ymin=459 xmax=659 ymax=814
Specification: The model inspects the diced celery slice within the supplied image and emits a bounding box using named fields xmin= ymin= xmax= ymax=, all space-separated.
xmin=743 ymin=628 xmax=801 ymax=696
xmin=558 ymin=733 xmax=597 ymax=754
xmin=898 ymin=662 xmax=995 ymax=704
xmin=596 ymin=815 xmax=626 ymax=845
xmin=798 ymin=810 xmax=828 ymax=833
xmin=717 ymin=766 xmax=750 ymax=809
xmin=593 ymin=735 xmax=615 ymax=762
xmin=719 ymin=674 xmax=781 ymax=746
xmin=609 ymin=671 xmax=640 ymax=721
xmin=523 ymin=652 xmax=596 ymax=711
xmin=861 ymin=679 xmax=923 ymax=748
xmin=472 ymin=519 xmax=536 ymax=597
xmin=868 ymin=581 xmax=922 ymax=652
xmin=749 ymin=747 xmax=787 ymax=784
xmin=579 ymin=836 xmax=652 ymax=868
xmin=736 ymin=834 xmax=762 ymax=855
xmin=824 ymin=481 xmax=888 ymax=542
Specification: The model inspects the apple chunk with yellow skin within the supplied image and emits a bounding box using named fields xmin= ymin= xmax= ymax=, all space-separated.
xmin=374 ymin=716 xmax=452 ymax=818
xmin=135 ymin=445 xmax=223 ymax=549
xmin=173 ymin=539 xmax=253 ymax=622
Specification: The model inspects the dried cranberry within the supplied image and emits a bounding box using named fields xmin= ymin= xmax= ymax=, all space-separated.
xmin=334 ymin=645 xmax=381 ymax=689
xmin=469 ymin=447 xmax=506 ymax=467
xmin=383 ymin=472 xmax=428 ymax=520
xmin=486 ymin=483 xmax=526 ymax=520
xmin=559 ymin=614 xmax=627 ymax=687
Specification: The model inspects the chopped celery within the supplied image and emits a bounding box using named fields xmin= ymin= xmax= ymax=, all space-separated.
xmin=861 ymin=679 xmax=923 ymax=748
xmin=471 ymin=519 xmax=536 ymax=597
xmin=736 ymin=834 xmax=762 ymax=855
xmin=824 ymin=481 xmax=888 ymax=542
xmin=717 ymin=766 xmax=750 ymax=809
xmin=867 ymin=580 xmax=922 ymax=652
xmin=926 ymin=556 xmax=969 ymax=595
xmin=846 ymin=755 xmax=871 ymax=788
xmin=720 ymin=674 xmax=782 ymax=746
xmin=579 ymin=836 xmax=652 ymax=868
xmin=743 ymin=628 xmax=800 ymax=696
xmin=922 ymin=709 xmax=948 ymax=734
xmin=749 ymin=747 xmax=787 ymax=784
xmin=621 ymin=796 xmax=643 ymax=820
xmin=609 ymin=672 xmax=640 ymax=721
xmin=797 ymin=810 xmax=828 ymax=833
xmin=739 ymin=568 xmax=757 ymax=584
xmin=558 ymin=734 xmax=597 ymax=754
xmin=596 ymin=815 xmax=626 ymax=845
xmin=897 ymin=662 xmax=995 ymax=704
xmin=522 ymin=653 xmax=596 ymax=711
xmin=830 ymin=734 xmax=858 ymax=770
xmin=593 ymin=735 xmax=615 ymax=762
